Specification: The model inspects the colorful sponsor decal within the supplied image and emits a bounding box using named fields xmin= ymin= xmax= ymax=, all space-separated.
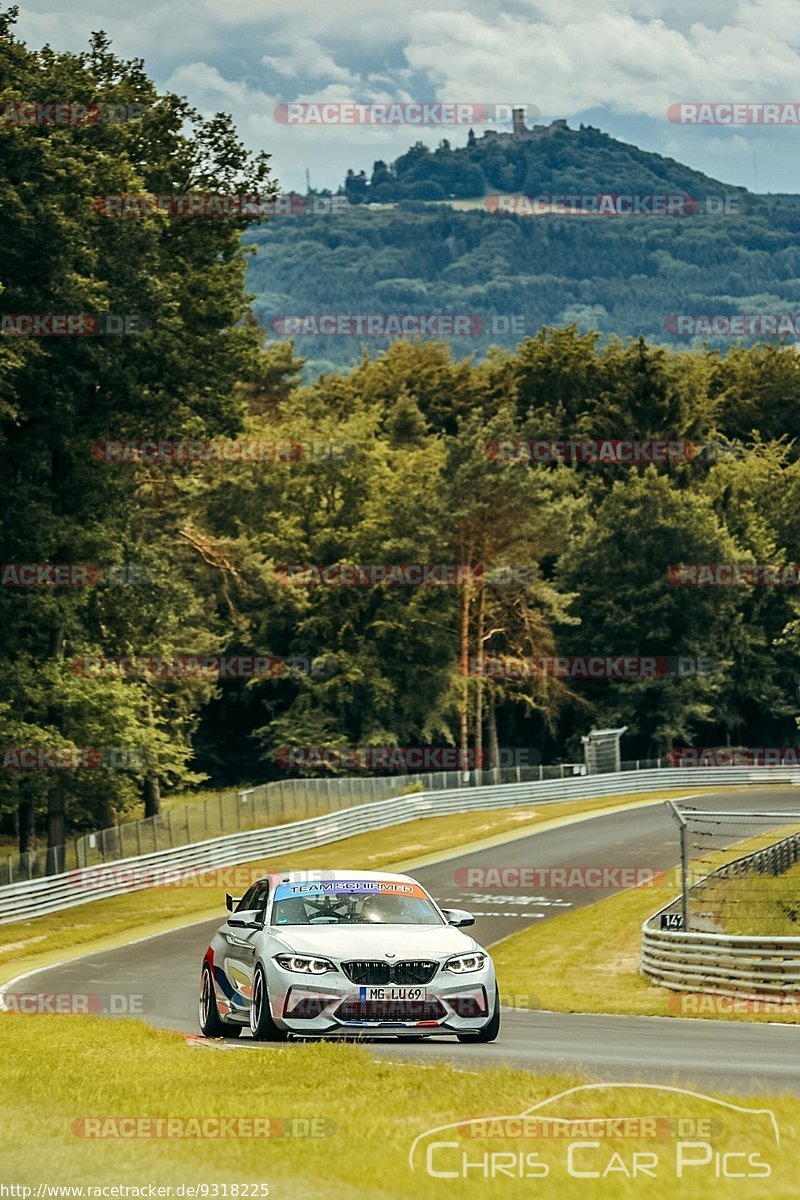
xmin=274 ymin=879 xmax=425 ymax=899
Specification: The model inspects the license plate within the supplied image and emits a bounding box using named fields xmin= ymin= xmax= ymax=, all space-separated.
xmin=359 ymin=986 xmax=426 ymax=1001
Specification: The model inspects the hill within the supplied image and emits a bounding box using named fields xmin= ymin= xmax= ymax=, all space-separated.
xmin=245 ymin=121 xmax=800 ymax=379
xmin=341 ymin=118 xmax=748 ymax=203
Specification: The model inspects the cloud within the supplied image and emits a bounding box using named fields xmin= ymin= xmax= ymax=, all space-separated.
xmin=262 ymin=39 xmax=355 ymax=84
xmin=403 ymin=4 xmax=800 ymax=118
xmin=15 ymin=0 xmax=800 ymax=192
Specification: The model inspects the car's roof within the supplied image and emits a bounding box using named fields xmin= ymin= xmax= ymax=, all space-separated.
xmin=259 ymin=868 xmax=419 ymax=887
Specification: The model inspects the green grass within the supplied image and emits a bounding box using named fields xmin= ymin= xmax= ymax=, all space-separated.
xmin=0 ymin=790 xmax=708 ymax=982
xmin=685 ymin=825 xmax=800 ymax=936
xmin=491 ymin=877 xmax=800 ymax=1024
xmin=1 ymin=1016 xmax=796 ymax=1198
xmin=698 ymin=858 xmax=800 ymax=935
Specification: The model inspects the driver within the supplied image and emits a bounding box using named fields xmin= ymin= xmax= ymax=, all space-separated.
xmin=307 ymin=894 xmax=348 ymax=921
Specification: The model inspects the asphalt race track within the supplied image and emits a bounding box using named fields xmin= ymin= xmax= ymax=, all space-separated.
xmin=7 ymin=787 xmax=800 ymax=1094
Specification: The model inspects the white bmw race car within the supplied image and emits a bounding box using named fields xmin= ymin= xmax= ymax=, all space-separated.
xmin=199 ymin=869 xmax=500 ymax=1042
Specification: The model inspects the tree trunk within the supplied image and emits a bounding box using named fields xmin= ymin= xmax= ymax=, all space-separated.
xmin=487 ymin=693 xmax=500 ymax=770
xmin=143 ymin=692 xmax=161 ymax=816
xmin=45 ymin=617 xmax=66 ymax=869
xmin=18 ymin=797 xmax=33 ymax=854
xmin=46 ymin=775 xmax=66 ymax=873
xmin=474 ymin=582 xmax=486 ymax=781
xmin=459 ymin=577 xmax=471 ymax=778
xmin=143 ymin=774 xmax=161 ymax=818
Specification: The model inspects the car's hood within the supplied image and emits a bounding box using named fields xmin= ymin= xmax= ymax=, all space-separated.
xmin=269 ymin=923 xmax=480 ymax=959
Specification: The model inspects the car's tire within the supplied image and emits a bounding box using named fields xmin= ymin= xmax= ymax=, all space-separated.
xmin=456 ymin=986 xmax=501 ymax=1043
xmin=249 ymin=964 xmax=288 ymax=1042
xmin=198 ymin=963 xmax=242 ymax=1038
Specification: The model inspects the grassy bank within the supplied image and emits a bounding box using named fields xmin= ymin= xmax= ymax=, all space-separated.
xmin=0 ymin=1016 xmax=794 ymax=1198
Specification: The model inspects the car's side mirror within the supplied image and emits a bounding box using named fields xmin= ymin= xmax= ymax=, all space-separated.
xmin=226 ymin=893 xmax=242 ymax=912
xmin=441 ymin=907 xmax=475 ymax=927
xmin=228 ymin=909 xmax=264 ymax=929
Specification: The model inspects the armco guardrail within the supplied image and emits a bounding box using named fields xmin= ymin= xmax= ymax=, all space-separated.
xmin=0 ymin=765 xmax=787 ymax=925
xmin=642 ymin=826 xmax=800 ymax=998
xmin=641 ymin=923 xmax=800 ymax=997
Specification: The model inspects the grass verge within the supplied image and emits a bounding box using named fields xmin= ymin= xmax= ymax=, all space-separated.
xmin=1 ymin=1016 xmax=795 ymax=1198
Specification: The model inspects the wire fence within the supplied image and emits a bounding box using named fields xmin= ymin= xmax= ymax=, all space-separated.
xmin=0 ymin=760 xmax=595 ymax=883
xmin=666 ymin=802 xmax=800 ymax=935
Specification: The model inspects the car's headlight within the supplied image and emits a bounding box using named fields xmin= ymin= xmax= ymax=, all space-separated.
xmin=444 ymin=952 xmax=487 ymax=974
xmin=274 ymin=954 xmax=335 ymax=975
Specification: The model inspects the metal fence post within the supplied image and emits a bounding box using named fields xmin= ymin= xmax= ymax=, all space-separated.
xmin=668 ymin=800 xmax=690 ymax=933
xmin=166 ymin=810 xmax=174 ymax=847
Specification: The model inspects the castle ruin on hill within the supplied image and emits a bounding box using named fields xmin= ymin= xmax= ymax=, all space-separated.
xmin=482 ymin=111 xmax=567 ymax=142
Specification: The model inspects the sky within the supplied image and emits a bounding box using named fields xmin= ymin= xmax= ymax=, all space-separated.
xmin=12 ymin=0 xmax=800 ymax=194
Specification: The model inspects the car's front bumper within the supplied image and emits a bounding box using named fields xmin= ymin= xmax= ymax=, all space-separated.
xmin=267 ymin=964 xmax=497 ymax=1035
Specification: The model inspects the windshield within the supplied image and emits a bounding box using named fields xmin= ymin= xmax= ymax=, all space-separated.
xmin=270 ymin=880 xmax=445 ymax=926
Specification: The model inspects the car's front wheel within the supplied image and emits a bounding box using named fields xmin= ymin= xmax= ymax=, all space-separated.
xmin=456 ymin=986 xmax=500 ymax=1044
xmin=249 ymin=964 xmax=288 ymax=1042
xmin=199 ymin=963 xmax=242 ymax=1038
